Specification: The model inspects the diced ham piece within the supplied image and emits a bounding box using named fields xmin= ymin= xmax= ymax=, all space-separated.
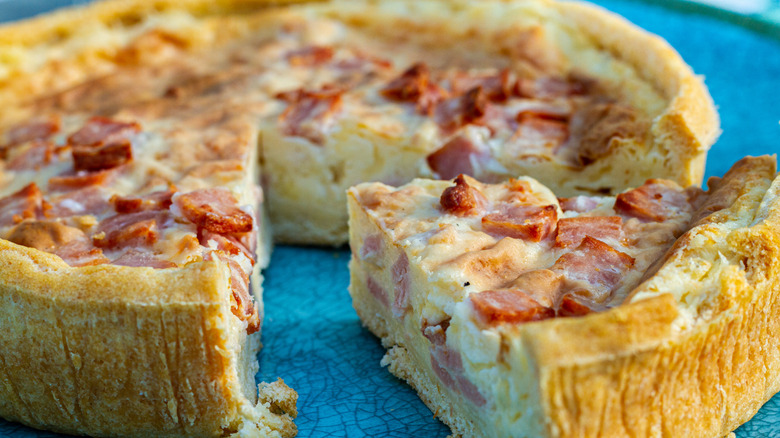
xmin=67 ymin=117 xmax=139 ymax=172
xmin=380 ymin=63 xmax=445 ymax=114
xmin=558 ymin=196 xmax=600 ymax=213
xmin=551 ymin=236 xmax=635 ymax=301
xmin=555 ymin=216 xmax=623 ymax=248
xmin=516 ymin=76 xmax=587 ymax=99
xmin=451 ymin=70 xmax=514 ymax=102
xmin=207 ymin=252 xmax=260 ymax=334
xmin=391 ymin=252 xmax=411 ymax=317
xmin=422 ymin=319 xmax=486 ymax=406
xmin=47 ymin=186 xmax=111 ymax=218
xmin=435 ymin=87 xmax=487 ymax=132
xmin=439 ymin=174 xmax=488 ymax=217
xmin=2 ymin=117 xmax=60 ymax=149
xmin=515 ymin=113 xmax=569 ymax=147
xmin=481 ymin=204 xmax=558 ymax=242
xmin=53 ymin=239 xmax=109 ymax=267
xmin=366 ymin=275 xmax=389 ymax=307
xmin=92 ymin=210 xmax=163 ymax=249
xmin=427 ymin=135 xmax=484 ymax=180
xmin=112 ymin=249 xmax=176 ymax=269
xmin=67 ymin=116 xmax=140 ymax=148
xmin=111 ymin=190 xmax=174 ymax=213
xmin=0 ymin=183 xmax=43 ymax=226
xmin=614 ymin=179 xmax=692 ymax=222
xmin=286 ymin=45 xmax=334 ymax=66
xmin=359 ymin=234 xmax=383 ymax=262
xmin=199 ymin=230 xmax=254 ymax=264
xmin=469 ymin=289 xmax=555 ymax=326
xmin=567 ymin=102 xmax=646 ymax=166
xmin=49 ymin=168 xmax=120 ymax=191
xmin=277 ymin=87 xmax=343 ymax=145
xmin=557 ymin=292 xmax=604 ymax=317
xmin=6 ymin=140 xmax=54 ymax=171
xmin=175 ymin=188 xmax=253 ymax=234
xmin=72 ymin=140 xmax=133 ymax=172
xmin=506 ymin=269 xmax=565 ymax=307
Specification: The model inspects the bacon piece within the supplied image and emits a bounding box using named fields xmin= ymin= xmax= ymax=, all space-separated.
xmin=6 ymin=140 xmax=54 ymax=171
xmin=111 ymin=190 xmax=174 ymax=213
xmin=277 ymin=87 xmax=343 ymax=145
xmin=366 ymin=275 xmax=389 ymax=307
xmin=112 ymin=250 xmax=176 ymax=269
xmin=391 ymin=252 xmax=411 ymax=317
xmin=470 ymin=289 xmax=555 ymax=326
xmin=555 ymin=216 xmax=623 ymax=248
xmin=427 ymin=136 xmax=485 ymax=180
xmin=440 ymin=174 xmax=488 ymax=217
xmin=47 ymin=186 xmax=111 ymax=218
xmin=551 ymin=236 xmax=635 ymax=301
xmin=72 ymin=139 xmax=133 ymax=172
xmin=0 ymin=183 xmax=43 ymax=226
xmin=481 ymin=204 xmax=558 ymax=242
xmin=199 ymin=230 xmax=253 ymax=263
xmin=92 ymin=211 xmax=162 ymax=249
xmin=381 ymin=63 xmax=446 ymax=114
xmin=451 ymin=70 xmax=514 ymax=102
xmin=436 ymin=87 xmax=487 ymax=131
xmin=286 ymin=45 xmax=334 ymax=66
xmin=68 ymin=117 xmax=140 ymax=148
xmin=558 ymin=195 xmax=600 ymax=213
xmin=2 ymin=117 xmax=60 ymax=150
xmin=614 ymin=179 xmax=691 ymax=222
xmin=49 ymin=168 xmax=119 ymax=191
xmin=175 ymin=188 xmax=253 ymax=234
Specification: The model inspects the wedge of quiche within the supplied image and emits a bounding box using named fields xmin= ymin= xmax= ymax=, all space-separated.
xmin=348 ymin=156 xmax=780 ymax=438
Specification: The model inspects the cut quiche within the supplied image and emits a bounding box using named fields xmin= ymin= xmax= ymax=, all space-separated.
xmin=348 ymin=156 xmax=780 ymax=438
xmin=0 ymin=0 xmax=723 ymax=437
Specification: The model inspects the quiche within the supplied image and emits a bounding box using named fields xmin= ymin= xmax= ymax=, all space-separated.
xmin=347 ymin=156 xmax=780 ymax=438
xmin=0 ymin=0 xmax=720 ymax=437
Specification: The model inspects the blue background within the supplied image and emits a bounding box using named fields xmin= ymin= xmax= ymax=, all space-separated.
xmin=0 ymin=0 xmax=778 ymax=436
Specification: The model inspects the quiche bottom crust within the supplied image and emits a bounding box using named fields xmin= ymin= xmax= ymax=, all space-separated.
xmin=347 ymin=158 xmax=780 ymax=438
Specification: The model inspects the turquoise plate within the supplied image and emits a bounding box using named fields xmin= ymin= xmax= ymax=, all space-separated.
xmin=0 ymin=0 xmax=778 ymax=436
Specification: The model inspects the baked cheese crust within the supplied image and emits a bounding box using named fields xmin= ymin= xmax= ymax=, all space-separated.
xmin=348 ymin=156 xmax=780 ymax=437
xmin=0 ymin=0 xmax=721 ymax=437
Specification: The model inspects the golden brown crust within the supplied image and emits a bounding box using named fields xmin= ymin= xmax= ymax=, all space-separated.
xmin=0 ymin=239 xmax=296 ymax=437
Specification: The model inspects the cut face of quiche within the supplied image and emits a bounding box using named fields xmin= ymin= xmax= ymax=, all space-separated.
xmin=0 ymin=0 xmax=722 ymax=436
xmin=348 ymin=156 xmax=780 ymax=438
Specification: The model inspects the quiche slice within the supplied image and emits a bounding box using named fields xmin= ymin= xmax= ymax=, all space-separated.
xmin=347 ymin=156 xmax=780 ymax=437
xmin=0 ymin=0 xmax=719 ymax=245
